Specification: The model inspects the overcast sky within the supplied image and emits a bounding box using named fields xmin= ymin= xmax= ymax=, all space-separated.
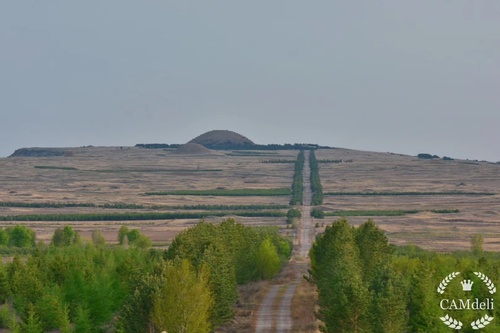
xmin=1 ymin=1 xmax=499 ymax=161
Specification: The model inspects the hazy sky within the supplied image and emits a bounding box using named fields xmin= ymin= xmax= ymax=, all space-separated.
xmin=1 ymin=1 xmax=499 ymax=161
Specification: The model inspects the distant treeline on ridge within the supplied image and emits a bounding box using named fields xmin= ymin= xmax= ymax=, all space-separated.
xmin=136 ymin=143 xmax=334 ymax=150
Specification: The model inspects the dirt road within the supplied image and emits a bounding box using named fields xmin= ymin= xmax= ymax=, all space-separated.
xmin=254 ymin=151 xmax=314 ymax=332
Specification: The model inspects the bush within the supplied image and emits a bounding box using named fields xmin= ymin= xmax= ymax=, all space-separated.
xmin=286 ymin=209 xmax=301 ymax=224
xmin=417 ymin=153 xmax=439 ymax=159
xmin=311 ymin=208 xmax=325 ymax=219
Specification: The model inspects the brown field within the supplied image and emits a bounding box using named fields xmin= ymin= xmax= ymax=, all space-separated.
xmin=0 ymin=146 xmax=499 ymax=251
xmin=315 ymin=148 xmax=500 ymax=251
xmin=0 ymin=146 xmax=296 ymax=244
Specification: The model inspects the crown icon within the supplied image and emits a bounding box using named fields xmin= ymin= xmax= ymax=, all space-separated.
xmin=461 ymin=280 xmax=474 ymax=291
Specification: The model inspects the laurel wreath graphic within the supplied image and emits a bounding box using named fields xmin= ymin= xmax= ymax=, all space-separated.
xmin=437 ymin=272 xmax=460 ymax=294
xmin=474 ymin=272 xmax=497 ymax=294
xmin=471 ymin=315 xmax=494 ymax=330
xmin=440 ymin=314 xmax=463 ymax=330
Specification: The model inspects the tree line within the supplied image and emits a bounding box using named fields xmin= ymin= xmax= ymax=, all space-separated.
xmin=0 ymin=219 xmax=291 ymax=332
xmin=0 ymin=201 xmax=289 ymax=211
xmin=290 ymin=150 xmax=305 ymax=205
xmin=309 ymin=150 xmax=323 ymax=205
xmin=309 ymin=219 xmax=500 ymax=332
xmin=120 ymin=218 xmax=292 ymax=332
xmin=0 ymin=210 xmax=286 ymax=222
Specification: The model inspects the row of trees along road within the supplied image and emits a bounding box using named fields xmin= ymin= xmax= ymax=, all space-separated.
xmin=309 ymin=149 xmax=323 ymax=205
xmin=309 ymin=218 xmax=500 ymax=333
xmin=290 ymin=150 xmax=305 ymax=205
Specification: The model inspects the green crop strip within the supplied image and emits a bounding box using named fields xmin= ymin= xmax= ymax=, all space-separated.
xmin=324 ymin=191 xmax=495 ymax=196
xmin=145 ymin=188 xmax=291 ymax=196
xmin=0 ymin=211 xmax=286 ymax=221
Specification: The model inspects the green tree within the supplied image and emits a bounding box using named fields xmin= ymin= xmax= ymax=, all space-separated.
xmin=51 ymin=226 xmax=79 ymax=247
xmin=59 ymin=305 xmax=73 ymax=333
xmin=256 ymin=238 xmax=281 ymax=279
xmin=286 ymin=209 xmax=301 ymax=224
xmin=369 ymin=268 xmax=408 ymax=333
xmin=0 ymin=264 xmax=10 ymax=303
xmin=152 ymin=259 xmax=213 ymax=333
xmin=0 ymin=229 xmax=9 ymax=246
xmin=91 ymin=230 xmax=106 ymax=246
xmin=118 ymin=274 xmax=162 ymax=333
xmin=309 ymin=218 xmax=369 ymax=332
xmin=21 ymin=304 xmax=44 ymax=333
xmin=73 ymin=305 xmax=93 ymax=333
xmin=118 ymin=225 xmax=129 ymax=245
xmin=126 ymin=229 xmax=141 ymax=244
xmin=471 ymin=234 xmax=484 ymax=256
xmin=7 ymin=225 xmax=35 ymax=247
xmin=134 ymin=234 xmax=152 ymax=249
xmin=202 ymin=243 xmax=238 ymax=326
xmin=355 ymin=219 xmax=392 ymax=282
xmin=35 ymin=289 xmax=64 ymax=331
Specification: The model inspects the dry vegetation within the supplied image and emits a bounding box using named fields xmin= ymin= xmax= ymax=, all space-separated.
xmin=0 ymin=146 xmax=297 ymax=243
xmin=1 ymin=146 xmax=498 ymax=250
xmin=315 ymin=148 xmax=500 ymax=251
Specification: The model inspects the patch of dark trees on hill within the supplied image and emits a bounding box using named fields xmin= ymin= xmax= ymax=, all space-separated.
xmin=136 ymin=143 xmax=334 ymax=150
xmin=9 ymin=148 xmax=67 ymax=157
xmin=135 ymin=143 xmax=182 ymax=149
xmin=418 ymin=153 xmax=455 ymax=161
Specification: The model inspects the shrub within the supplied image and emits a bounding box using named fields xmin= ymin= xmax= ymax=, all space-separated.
xmin=286 ymin=209 xmax=301 ymax=224
xmin=311 ymin=208 xmax=325 ymax=219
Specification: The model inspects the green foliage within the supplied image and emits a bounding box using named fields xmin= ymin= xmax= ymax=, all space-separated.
xmin=310 ymin=218 xmax=368 ymax=332
xmin=0 ymin=305 xmax=10 ymax=328
xmin=202 ymin=243 xmax=238 ymax=325
xmin=311 ymin=208 xmax=325 ymax=219
xmin=417 ymin=153 xmax=439 ymax=159
xmin=91 ymin=230 xmax=106 ymax=246
xmin=256 ymin=238 xmax=281 ymax=279
xmin=21 ymin=304 xmax=44 ymax=333
xmin=286 ymin=208 xmax=301 ymax=223
xmin=34 ymin=289 xmax=65 ymax=331
xmin=0 ymin=201 xmax=289 ymax=211
xmin=123 ymin=228 xmax=151 ymax=248
xmin=118 ymin=226 xmax=129 ymax=245
xmin=34 ymin=165 xmax=78 ymax=170
xmin=430 ymin=209 xmax=460 ymax=213
xmin=145 ymin=188 xmax=291 ymax=196
xmin=324 ymin=209 xmax=459 ymax=216
xmin=260 ymin=159 xmax=296 ymax=163
xmin=165 ymin=219 xmax=291 ymax=326
xmin=310 ymin=219 xmax=500 ymax=332
xmin=73 ymin=305 xmax=93 ymax=333
xmin=152 ymin=260 xmax=213 ymax=333
xmin=326 ymin=210 xmax=420 ymax=217
xmin=309 ymin=150 xmax=323 ymax=205
xmin=317 ymin=159 xmax=353 ymax=163
xmin=0 ymin=210 xmax=286 ymax=221
xmin=325 ymin=191 xmax=495 ymax=196
xmin=471 ymin=234 xmax=484 ymax=256
xmin=117 ymin=274 xmax=162 ymax=333
xmin=290 ymin=150 xmax=305 ymax=205
xmin=0 ymin=265 xmax=10 ymax=303
xmin=51 ymin=226 xmax=80 ymax=247
xmin=0 ymin=229 xmax=9 ymax=246
xmin=6 ymin=225 xmax=36 ymax=247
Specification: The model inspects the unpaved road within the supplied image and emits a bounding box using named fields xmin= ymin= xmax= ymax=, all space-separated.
xmin=255 ymin=151 xmax=314 ymax=332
